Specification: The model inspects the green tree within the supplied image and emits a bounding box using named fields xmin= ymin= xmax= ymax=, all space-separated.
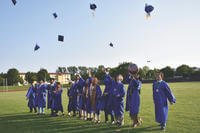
xmin=191 ymin=69 xmax=200 ymax=80
xmin=138 ymin=68 xmax=145 ymax=79
xmin=37 ymin=68 xmax=50 ymax=82
xmin=6 ymin=68 xmax=22 ymax=85
xmin=94 ymin=65 xmax=105 ymax=82
xmin=142 ymin=66 xmax=150 ymax=79
xmin=116 ymin=62 xmax=131 ymax=78
xmin=0 ymin=76 xmax=3 ymax=86
xmin=146 ymin=69 xmax=157 ymax=80
xmin=67 ymin=66 xmax=78 ymax=81
xmin=176 ymin=65 xmax=193 ymax=78
xmin=160 ymin=66 xmax=174 ymax=79
xmin=25 ymin=72 xmax=37 ymax=84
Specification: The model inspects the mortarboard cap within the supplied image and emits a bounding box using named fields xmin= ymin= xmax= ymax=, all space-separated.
xmin=109 ymin=42 xmax=114 ymax=47
xmin=58 ymin=35 xmax=64 ymax=42
xmin=34 ymin=44 xmax=40 ymax=51
xmin=53 ymin=13 xmax=58 ymax=19
xmin=90 ymin=4 xmax=97 ymax=11
xmin=12 ymin=0 xmax=17 ymax=5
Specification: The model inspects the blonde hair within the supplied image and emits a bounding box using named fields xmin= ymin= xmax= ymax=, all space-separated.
xmin=117 ymin=74 xmax=123 ymax=81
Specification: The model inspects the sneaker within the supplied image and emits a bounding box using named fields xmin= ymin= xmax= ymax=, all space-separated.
xmin=161 ymin=126 xmax=165 ymax=131
xmin=68 ymin=113 xmax=71 ymax=117
xmin=133 ymin=123 xmax=138 ymax=128
xmin=111 ymin=121 xmax=115 ymax=125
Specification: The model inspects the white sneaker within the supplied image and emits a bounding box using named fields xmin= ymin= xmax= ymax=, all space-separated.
xmin=111 ymin=121 xmax=115 ymax=125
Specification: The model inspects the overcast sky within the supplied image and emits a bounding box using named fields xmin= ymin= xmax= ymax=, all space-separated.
xmin=0 ymin=0 xmax=200 ymax=72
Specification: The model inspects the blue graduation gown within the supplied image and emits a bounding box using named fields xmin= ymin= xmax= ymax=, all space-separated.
xmin=113 ymin=81 xmax=126 ymax=117
xmin=26 ymin=86 xmax=37 ymax=108
xmin=47 ymin=82 xmax=56 ymax=109
xmin=153 ymin=81 xmax=176 ymax=124
xmin=76 ymin=78 xmax=85 ymax=110
xmin=52 ymin=89 xmax=63 ymax=111
xmin=68 ymin=83 xmax=77 ymax=112
xmin=37 ymin=84 xmax=47 ymax=108
xmin=126 ymin=78 xmax=141 ymax=116
xmin=102 ymin=74 xmax=114 ymax=114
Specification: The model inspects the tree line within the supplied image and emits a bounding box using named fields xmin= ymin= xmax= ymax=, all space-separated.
xmin=0 ymin=63 xmax=200 ymax=86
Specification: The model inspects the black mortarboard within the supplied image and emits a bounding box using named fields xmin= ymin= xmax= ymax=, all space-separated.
xmin=12 ymin=0 xmax=17 ymax=5
xmin=90 ymin=4 xmax=97 ymax=11
xmin=145 ymin=4 xmax=154 ymax=14
xmin=34 ymin=44 xmax=40 ymax=51
xmin=58 ymin=35 xmax=64 ymax=42
xmin=109 ymin=42 xmax=114 ymax=47
xmin=53 ymin=13 xmax=58 ymax=19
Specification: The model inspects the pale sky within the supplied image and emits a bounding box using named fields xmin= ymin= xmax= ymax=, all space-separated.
xmin=0 ymin=0 xmax=200 ymax=73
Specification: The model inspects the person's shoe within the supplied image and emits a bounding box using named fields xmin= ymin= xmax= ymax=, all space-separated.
xmin=161 ymin=126 xmax=165 ymax=131
xmin=97 ymin=120 xmax=101 ymax=124
xmin=133 ymin=123 xmax=138 ymax=128
xmin=111 ymin=121 xmax=115 ymax=125
xmin=117 ymin=122 xmax=122 ymax=127
xmin=68 ymin=113 xmax=71 ymax=117
xmin=105 ymin=121 xmax=109 ymax=124
xmin=29 ymin=110 xmax=33 ymax=113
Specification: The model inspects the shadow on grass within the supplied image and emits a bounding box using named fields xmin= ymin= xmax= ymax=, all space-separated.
xmin=0 ymin=113 xmax=161 ymax=133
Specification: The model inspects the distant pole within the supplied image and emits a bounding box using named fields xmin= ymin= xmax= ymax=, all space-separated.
xmin=3 ymin=78 xmax=5 ymax=92
xmin=6 ymin=78 xmax=8 ymax=92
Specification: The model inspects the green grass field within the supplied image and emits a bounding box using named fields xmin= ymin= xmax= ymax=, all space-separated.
xmin=0 ymin=82 xmax=199 ymax=133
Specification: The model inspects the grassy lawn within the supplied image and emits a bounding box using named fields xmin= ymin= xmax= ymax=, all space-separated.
xmin=0 ymin=82 xmax=199 ymax=133
xmin=0 ymin=85 xmax=30 ymax=91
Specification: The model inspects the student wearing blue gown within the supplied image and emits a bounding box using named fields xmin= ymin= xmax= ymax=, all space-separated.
xmin=47 ymin=78 xmax=56 ymax=115
xmin=102 ymin=69 xmax=115 ymax=124
xmin=67 ymin=80 xmax=77 ymax=117
xmin=75 ymin=74 xmax=85 ymax=118
xmin=82 ymin=77 xmax=92 ymax=120
xmin=153 ymin=72 xmax=176 ymax=130
xmin=52 ymin=82 xmax=64 ymax=116
xmin=113 ymin=74 xmax=126 ymax=126
xmin=86 ymin=76 xmax=93 ymax=120
xmin=37 ymin=80 xmax=47 ymax=115
xmin=26 ymin=82 xmax=37 ymax=113
xmin=126 ymin=74 xmax=142 ymax=128
xmin=90 ymin=77 xmax=102 ymax=124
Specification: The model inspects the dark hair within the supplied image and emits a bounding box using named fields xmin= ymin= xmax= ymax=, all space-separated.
xmin=56 ymin=82 xmax=61 ymax=85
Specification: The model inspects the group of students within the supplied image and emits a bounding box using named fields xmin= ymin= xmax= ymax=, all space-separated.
xmin=26 ymin=65 xmax=176 ymax=130
xmin=26 ymin=79 xmax=64 ymax=116
xmin=67 ymin=70 xmax=126 ymax=127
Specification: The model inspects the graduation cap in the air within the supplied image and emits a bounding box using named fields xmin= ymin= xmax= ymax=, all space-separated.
xmin=145 ymin=3 xmax=154 ymax=19
xmin=58 ymin=35 xmax=64 ymax=42
xmin=34 ymin=44 xmax=40 ymax=51
xmin=147 ymin=60 xmax=151 ymax=63
xmin=53 ymin=13 xmax=58 ymax=19
xmin=12 ymin=0 xmax=17 ymax=5
xmin=90 ymin=3 xmax=97 ymax=11
xmin=109 ymin=42 xmax=114 ymax=48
